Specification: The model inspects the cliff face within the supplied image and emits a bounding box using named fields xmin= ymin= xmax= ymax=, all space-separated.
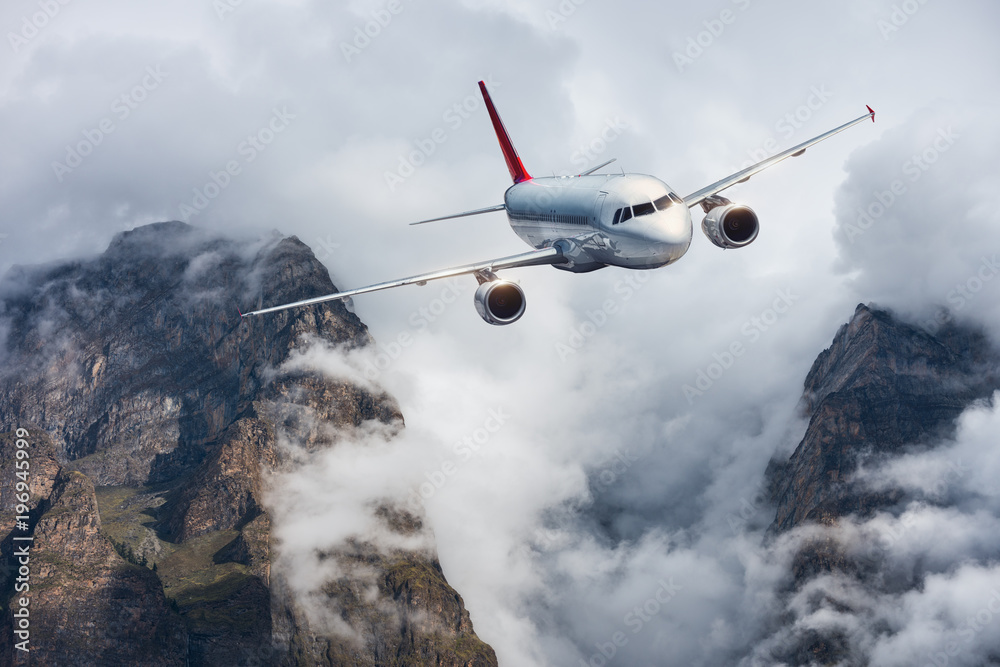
xmin=24 ymin=469 xmax=187 ymax=665
xmin=768 ymin=304 xmax=998 ymax=534
xmin=0 ymin=222 xmax=497 ymax=666
xmin=762 ymin=304 xmax=1000 ymax=664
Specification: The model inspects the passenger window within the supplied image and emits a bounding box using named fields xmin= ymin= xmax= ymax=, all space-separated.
xmin=621 ymin=207 xmax=633 ymax=223
xmin=633 ymin=202 xmax=655 ymax=217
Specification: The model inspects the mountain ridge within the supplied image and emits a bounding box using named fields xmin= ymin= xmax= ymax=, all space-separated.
xmin=758 ymin=302 xmax=1000 ymax=665
xmin=0 ymin=221 xmax=497 ymax=666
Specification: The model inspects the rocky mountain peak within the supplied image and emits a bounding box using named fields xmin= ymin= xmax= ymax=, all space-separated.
xmin=758 ymin=303 xmax=1000 ymax=665
xmin=767 ymin=303 xmax=999 ymax=535
xmin=0 ymin=222 xmax=497 ymax=666
xmin=801 ymin=303 xmax=995 ymax=415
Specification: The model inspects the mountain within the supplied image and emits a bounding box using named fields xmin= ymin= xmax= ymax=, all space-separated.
xmin=0 ymin=221 xmax=497 ymax=666
xmin=761 ymin=303 xmax=1000 ymax=664
xmin=5 ymin=222 xmax=995 ymax=667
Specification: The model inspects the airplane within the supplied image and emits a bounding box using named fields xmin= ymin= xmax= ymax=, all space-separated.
xmin=242 ymin=81 xmax=875 ymax=324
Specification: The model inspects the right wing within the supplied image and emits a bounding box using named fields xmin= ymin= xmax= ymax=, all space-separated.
xmin=242 ymin=246 xmax=565 ymax=318
xmin=682 ymin=106 xmax=875 ymax=208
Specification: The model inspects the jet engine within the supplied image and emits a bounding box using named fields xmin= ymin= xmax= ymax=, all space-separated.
xmin=474 ymin=280 xmax=526 ymax=325
xmin=700 ymin=197 xmax=759 ymax=249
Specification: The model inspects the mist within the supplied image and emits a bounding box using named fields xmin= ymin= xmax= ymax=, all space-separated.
xmin=3 ymin=0 xmax=1000 ymax=664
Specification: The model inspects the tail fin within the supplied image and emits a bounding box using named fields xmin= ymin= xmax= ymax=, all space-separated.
xmin=479 ymin=80 xmax=531 ymax=184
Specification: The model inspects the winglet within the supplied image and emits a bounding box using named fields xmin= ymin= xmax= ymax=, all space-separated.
xmin=867 ymin=105 xmax=875 ymax=123
xmin=479 ymin=80 xmax=531 ymax=184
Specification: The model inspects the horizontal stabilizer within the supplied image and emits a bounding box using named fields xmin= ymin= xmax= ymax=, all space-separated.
xmin=409 ymin=204 xmax=506 ymax=226
xmin=579 ymin=158 xmax=617 ymax=176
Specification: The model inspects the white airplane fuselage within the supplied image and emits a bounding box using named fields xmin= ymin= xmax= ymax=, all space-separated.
xmin=243 ymin=80 xmax=875 ymax=325
xmin=503 ymin=173 xmax=693 ymax=273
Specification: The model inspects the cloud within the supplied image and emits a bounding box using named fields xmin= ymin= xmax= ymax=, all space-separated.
xmin=736 ymin=397 xmax=1000 ymax=665
xmin=3 ymin=0 xmax=1000 ymax=664
xmin=832 ymin=102 xmax=1000 ymax=333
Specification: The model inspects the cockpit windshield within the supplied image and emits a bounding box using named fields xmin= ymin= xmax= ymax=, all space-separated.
xmin=633 ymin=201 xmax=655 ymax=217
xmin=611 ymin=193 xmax=683 ymax=225
xmin=654 ymin=193 xmax=683 ymax=210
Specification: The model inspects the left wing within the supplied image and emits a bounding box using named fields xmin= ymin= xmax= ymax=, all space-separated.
xmin=683 ymin=106 xmax=875 ymax=207
xmin=241 ymin=246 xmax=565 ymax=318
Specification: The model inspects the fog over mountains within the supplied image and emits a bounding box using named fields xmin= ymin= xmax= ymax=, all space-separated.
xmin=1 ymin=221 xmax=998 ymax=665
xmin=0 ymin=223 xmax=497 ymax=666
xmin=1 ymin=1 xmax=999 ymax=665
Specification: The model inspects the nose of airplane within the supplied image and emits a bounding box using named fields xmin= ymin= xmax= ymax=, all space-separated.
xmin=644 ymin=209 xmax=691 ymax=246
xmin=625 ymin=210 xmax=692 ymax=266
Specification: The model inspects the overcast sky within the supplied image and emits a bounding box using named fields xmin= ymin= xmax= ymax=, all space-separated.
xmin=3 ymin=0 xmax=1000 ymax=664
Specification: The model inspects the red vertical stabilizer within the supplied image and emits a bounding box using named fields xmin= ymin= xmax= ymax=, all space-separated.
xmin=479 ymin=80 xmax=532 ymax=184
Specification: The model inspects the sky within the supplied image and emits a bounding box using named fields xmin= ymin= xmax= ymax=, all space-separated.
xmin=2 ymin=0 xmax=1000 ymax=665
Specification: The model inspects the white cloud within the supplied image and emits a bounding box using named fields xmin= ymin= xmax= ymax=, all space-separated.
xmin=3 ymin=0 xmax=1000 ymax=664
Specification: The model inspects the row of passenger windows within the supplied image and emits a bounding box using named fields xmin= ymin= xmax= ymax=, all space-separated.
xmin=510 ymin=211 xmax=590 ymax=226
xmin=612 ymin=193 xmax=683 ymax=225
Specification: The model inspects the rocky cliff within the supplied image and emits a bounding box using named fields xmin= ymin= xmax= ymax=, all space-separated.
xmin=768 ymin=304 xmax=999 ymax=534
xmin=761 ymin=304 xmax=1000 ymax=665
xmin=0 ymin=221 xmax=497 ymax=666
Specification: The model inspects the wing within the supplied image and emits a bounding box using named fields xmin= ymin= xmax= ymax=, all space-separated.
xmin=241 ymin=246 xmax=565 ymax=318
xmin=682 ymin=106 xmax=875 ymax=208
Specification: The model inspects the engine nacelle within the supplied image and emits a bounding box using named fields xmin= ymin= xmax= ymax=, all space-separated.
xmin=474 ymin=280 xmax=526 ymax=325
xmin=701 ymin=203 xmax=759 ymax=249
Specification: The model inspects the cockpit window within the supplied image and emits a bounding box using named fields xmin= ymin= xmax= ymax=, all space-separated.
xmin=633 ymin=201 xmax=655 ymax=217
xmin=654 ymin=193 xmax=684 ymax=210
xmin=613 ymin=192 xmax=684 ymax=225
xmin=653 ymin=194 xmax=673 ymax=211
